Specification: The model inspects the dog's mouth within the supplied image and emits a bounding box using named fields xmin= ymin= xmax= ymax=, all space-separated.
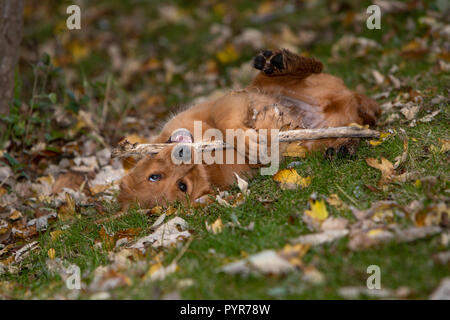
xmin=168 ymin=128 xmax=193 ymax=143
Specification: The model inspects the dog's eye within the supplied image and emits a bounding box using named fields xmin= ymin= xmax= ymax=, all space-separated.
xmin=148 ymin=174 xmax=162 ymax=182
xmin=178 ymin=181 xmax=187 ymax=192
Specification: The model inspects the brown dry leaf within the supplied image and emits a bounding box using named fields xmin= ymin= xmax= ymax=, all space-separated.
xmin=273 ymin=169 xmax=311 ymax=190
xmin=321 ymin=217 xmax=349 ymax=231
xmin=438 ymin=138 xmax=450 ymax=153
xmin=366 ymin=157 xmax=395 ymax=185
xmin=0 ymin=187 xmax=8 ymax=198
xmin=99 ymin=226 xmax=116 ymax=251
xmin=282 ymin=143 xmax=308 ymax=158
xmin=52 ymin=172 xmax=85 ymax=194
xmin=326 ymin=194 xmax=348 ymax=211
xmin=8 ymin=209 xmax=22 ymax=221
xmin=115 ymin=228 xmax=142 ymax=241
xmin=58 ymin=193 xmax=76 ymax=221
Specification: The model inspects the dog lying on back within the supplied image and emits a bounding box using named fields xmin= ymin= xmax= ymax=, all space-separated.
xmin=119 ymin=49 xmax=380 ymax=209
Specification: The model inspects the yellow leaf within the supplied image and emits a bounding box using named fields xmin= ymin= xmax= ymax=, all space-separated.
xmin=147 ymin=262 xmax=163 ymax=277
xmin=367 ymin=228 xmax=384 ymax=237
xmin=348 ymin=123 xmax=369 ymax=129
xmin=216 ymin=44 xmax=239 ymax=64
xmin=67 ymin=40 xmax=89 ymax=62
xmin=9 ymin=209 xmax=22 ymax=221
xmin=48 ymin=248 xmax=56 ymax=260
xmin=282 ymin=143 xmax=308 ymax=158
xmin=279 ymin=243 xmax=310 ymax=260
xmin=305 ymin=199 xmax=328 ymax=223
xmin=273 ymin=169 xmax=311 ymax=190
xmin=206 ymin=217 xmax=223 ymax=234
xmin=50 ymin=230 xmax=63 ymax=241
xmin=369 ymin=132 xmax=391 ymax=147
xmin=414 ymin=179 xmax=422 ymax=188
xmin=150 ymin=206 xmax=163 ymax=215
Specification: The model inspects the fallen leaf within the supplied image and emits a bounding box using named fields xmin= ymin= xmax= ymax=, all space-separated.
xmin=221 ymin=250 xmax=296 ymax=276
xmin=305 ymin=199 xmax=328 ymax=224
xmin=273 ymin=169 xmax=311 ymax=190
xmin=366 ymin=157 xmax=395 ymax=185
xmin=321 ymin=217 xmax=349 ymax=231
xmin=234 ymin=172 xmax=249 ymax=195
xmin=290 ymin=229 xmax=349 ymax=246
xmin=429 ymin=278 xmax=450 ymax=300
xmin=48 ymin=248 xmax=56 ymax=260
xmin=419 ymin=109 xmax=441 ymax=123
xmin=130 ymin=217 xmax=190 ymax=251
xmin=205 ymin=217 xmax=223 ymax=234
xmin=326 ymin=194 xmax=348 ymax=211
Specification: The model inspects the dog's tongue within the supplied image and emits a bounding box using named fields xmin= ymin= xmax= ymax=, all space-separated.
xmin=174 ymin=135 xmax=192 ymax=143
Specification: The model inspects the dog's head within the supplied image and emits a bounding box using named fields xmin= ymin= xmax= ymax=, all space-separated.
xmin=118 ymin=145 xmax=212 ymax=209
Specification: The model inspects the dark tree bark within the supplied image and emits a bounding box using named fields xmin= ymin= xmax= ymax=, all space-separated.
xmin=0 ymin=0 xmax=25 ymax=115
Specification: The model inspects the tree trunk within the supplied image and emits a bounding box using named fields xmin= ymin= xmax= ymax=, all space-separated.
xmin=0 ymin=0 xmax=25 ymax=115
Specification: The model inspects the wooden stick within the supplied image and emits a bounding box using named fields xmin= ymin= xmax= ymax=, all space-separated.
xmin=111 ymin=126 xmax=380 ymax=158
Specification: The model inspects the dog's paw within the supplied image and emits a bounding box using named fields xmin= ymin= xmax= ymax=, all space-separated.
xmin=253 ymin=50 xmax=284 ymax=75
xmin=324 ymin=144 xmax=357 ymax=161
xmin=254 ymin=49 xmax=323 ymax=77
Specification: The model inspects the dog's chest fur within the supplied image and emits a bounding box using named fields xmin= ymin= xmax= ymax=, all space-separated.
xmin=241 ymin=91 xmax=326 ymax=132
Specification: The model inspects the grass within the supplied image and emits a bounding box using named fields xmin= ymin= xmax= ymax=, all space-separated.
xmin=0 ymin=0 xmax=449 ymax=299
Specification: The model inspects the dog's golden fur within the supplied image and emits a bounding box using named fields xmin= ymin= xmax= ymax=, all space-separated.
xmin=119 ymin=49 xmax=380 ymax=209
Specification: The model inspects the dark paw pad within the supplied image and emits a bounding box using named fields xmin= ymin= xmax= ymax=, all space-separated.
xmin=253 ymin=55 xmax=265 ymax=70
xmin=337 ymin=146 xmax=349 ymax=158
xmin=270 ymin=53 xmax=284 ymax=70
xmin=262 ymin=50 xmax=273 ymax=57
xmin=325 ymin=147 xmax=335 ymax=160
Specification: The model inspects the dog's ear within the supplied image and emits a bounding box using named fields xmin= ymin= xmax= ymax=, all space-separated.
xmin=356 ymin=93 xmax=381 ymax=126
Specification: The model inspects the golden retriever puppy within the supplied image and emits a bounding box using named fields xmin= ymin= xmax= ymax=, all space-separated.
xmin=119 ymin=49 xmax=380 ymax=209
